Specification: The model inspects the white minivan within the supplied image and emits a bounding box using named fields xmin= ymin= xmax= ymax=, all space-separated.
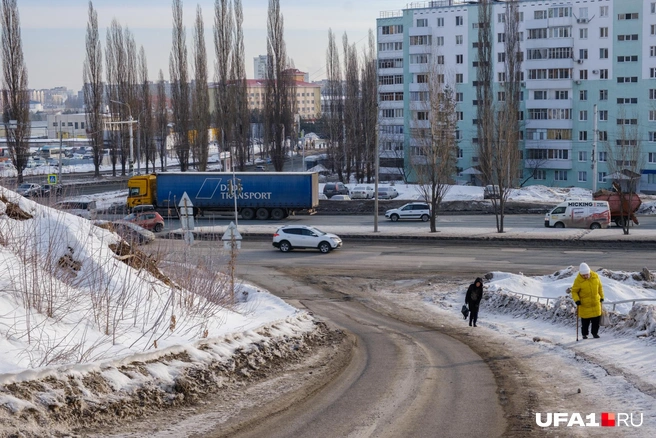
xmin=544 ymin=199 xmax=610 ymax=229
xmin=55 ymin=200 xmax=98 ymax=220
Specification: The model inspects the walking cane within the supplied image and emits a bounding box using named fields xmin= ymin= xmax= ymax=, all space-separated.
xmin=576 ymin=305 xmax=579 ymax=342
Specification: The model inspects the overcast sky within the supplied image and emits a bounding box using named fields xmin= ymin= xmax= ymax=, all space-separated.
xmin=19 ymin=0 xmax=406 ymax=91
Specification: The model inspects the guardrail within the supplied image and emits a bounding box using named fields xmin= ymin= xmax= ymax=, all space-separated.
xmin=500 ymin=291 xmax=656 ymax=311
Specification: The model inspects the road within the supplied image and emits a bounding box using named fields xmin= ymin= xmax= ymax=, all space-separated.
xmin=160 ymin=238 xmax=651 ymax=437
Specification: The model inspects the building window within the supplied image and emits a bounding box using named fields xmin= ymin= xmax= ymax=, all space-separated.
xmin=617 ymin=13 xmax=639 ymax=20
xmin=498 ymin=33 xmax=506 ymax=43
xmin=579 ymin=171 xmax=587 ymax=182
xmin=436 ymin=36 xmax=444 ymax=46
xmin=617 ymin=98 xmax=638 ymax=104
xmin=497 ymin=52 xmax=505 ymax=63
xmin=555 ymin=90 xmax=568 ymax=100
xmin=534 ymin=170 xmax=546 ymax=180
xmin=651 ymin=89 xmax=656 ymax=100
xmin=497 ymin=13 xmax=505 ymax=23
xmin=580 ymin=70 xmax=588 ymax=80
xmin=579 ymin=90 xmax=588 ymax=101
xmin=417 ymin=18 xmax=428 ymax=27
xmin=534 ymin=90 xmax=547 ymax=100
xmin=599 ymin=48 xmax=608 ymax=59
xmin=456 ymin=16 xmax=463 ymax=26
xmin=651 ymin=68 xmax=656 ymax=78
xmin=600 ymin=69 xmax=609 ymax=79
xmin=497 ymin=91 xmax=506 ymax=101
xmin=618 ymin=34 xmax=639 ymax=41
xmin=498 ymin=72 xmax=506 ymax=82
xmin=579 ymin=151 xmax=587 ymax=161
xmin=437 ymin=55 xmax=444 ymax=65
xmin=598 ymin=172 xmax=607 ymax=183
xmin=580 ymin=28 xmax=588 ymax=39
xmin=649 ymin=153 xmax=656 ymax=163
xmin=617 ymin=77 xmax=638 ymax=83
xmin=555 ymin=170 xmax=568 ymax=181
xmin=579 ymin=110 xmax=588 ymax=121
xmin=579 ymin=49 xmax=588 ymax=60
xmin=650 ymin=110 xmax=656 ymax=121
xmin=598 ymin=152 xmax=607 ymax=162
xmin=456 ymin=35 xmax=463 ymax=45
xmin=600 ymin=27 xmax=608 ymax=38
xmin=456 ymin=54 xmax=463 ymax=64
xmin=599 ymin=110 xmax=608 ymax=121
xmin=456 ymin=73 xmax=463 ymax=83
xmin=437 ymin=17 xmax=444 ymax=27
xmin=579 ymin=131 xmax=588 ymax=141
xmin=456 ymin=92 xmax=463 ymax=102
xmin=600 ymin=6 xmax=608 ymax=17
xmin=598 ymin=131 xmax=608 ymax=141
xmin=617 ymin=55 xmax=638 ymax=62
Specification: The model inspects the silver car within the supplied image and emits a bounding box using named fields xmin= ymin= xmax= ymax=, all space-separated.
xmin=272 ymin=225 xmax=342 ymax=253
xmin=377 ymin=187 xmax=399 ymax=199
xmin=385 ymin=202 xmax=431 ymax=222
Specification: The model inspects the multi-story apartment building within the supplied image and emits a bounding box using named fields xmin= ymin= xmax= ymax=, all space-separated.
xmin=254 ymin=55 xmax=268 ymax=80
xmin=377 ymin=0 xmax=656 ymax=192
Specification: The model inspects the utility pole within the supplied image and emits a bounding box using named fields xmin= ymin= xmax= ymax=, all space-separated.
xmin=592 ymin=104 xmax=598 ymax=193
xmin=110 ymin=100 xmax=135 ymax=175
xmin=58 ymin=115 xmax=62 ymax=184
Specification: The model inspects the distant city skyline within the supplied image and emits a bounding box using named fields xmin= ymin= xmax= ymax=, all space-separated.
xmin=19 ymin=0 xmax=405 ymax=91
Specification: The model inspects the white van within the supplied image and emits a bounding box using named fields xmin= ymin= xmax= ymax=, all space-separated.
xmin=55 ymin=200 xmax=98 ymax=220
xmin=544 ymin=200 xmax=610 ymax=229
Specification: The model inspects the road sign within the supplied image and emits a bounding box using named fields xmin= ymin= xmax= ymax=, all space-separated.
xmin=48 ymin=174 xmax=57 ymax=184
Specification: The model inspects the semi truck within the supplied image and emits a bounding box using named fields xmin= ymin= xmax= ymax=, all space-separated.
xmin=592 ymin=189 xmax=642 ymax=227
xmin=127 ymin=172 xmax=319 ymax=220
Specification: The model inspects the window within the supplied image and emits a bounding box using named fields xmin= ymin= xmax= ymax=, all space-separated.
xmin=617 ymin=118 xmax=638 ymax=125
xmin=410 ymin=54 xmax=429 ymax=64
xmin=456 ymin=35 xmax=463 ymax=45
xmin=549 ymin=26 xmax=571 ymax=38
xmin=456 ymin=16 xmax=463 ymax=26
xmin=578 ymin=172 xmax=587 ymax=183
xmin=598 ymin=131 xmax=608 ymax=141
xmin=598 ymin=172 xmax=607 ymax=183
xmin=579 ymin=151 xmax=587 ymax=161
xmin=600 ymin=6 xmax=608 ymax=17
xmin=579 ymin=90 xmax=588 ymax=101
xmin=617 ymin=98 xmax=638 ymax=104
xmin=580 ymin=28 xmax=588 ymax=39
xmin=650 ymin=153 xmax=656 ymax=163
xmin=555 ymin=90 xmax=568 ymax=100
xmin=599 ymin=110 xmax=608 ymax=121
xmin=436 ymin=36 xmax=444 ymax=46
xmin=456 ymin=92 xmax=463 ymax=102
xmin=600 ymin=27 xmax=608 ymax=38
xmin=580 ymin=70 xmax=588 ymax=80
xmin=529 ymin=28 xmax=548 ymax=39
xmin=651 ymin=47 xmax=656 ymax=57
xmin=599 ymin=48 xmax=608 ymax=59
xmin=653 ymin=3 xmax=656 ymax=14
xmin=579 ymin=131 xmax=588 ymax=141
xmin=600 ymin=69 xmax=609 ymax=79
xmin=437 ymin=55 xmax=444 ymax=65
xmin=598 ymin=151 xmax=607 ymax=162
xmin=617 ymin=77 xmax=638 ymax=83
xmin=555 ymin=170 xmax=568 ymax=181
xmin=617 ymin=55 xmax=638 ymax=62
xmin=617 ymin=34 xmax=639 ymax=41
xmin=498 ymin=33 xmax=505 ymax=43
xmin=497 ymin=52 xmax=505 ymax=63
xmin=456 ymin=54 xmax=463 ymax=64
xmin=497 ymin=91 xmax=506 ymax=101
xmin=410 ymin=35 xmax=432 ymax=45
xmin=534 ymin=90 xmax=547 ymax=100
xmin=416 ymin=111 xmax=429 ymax=121
xmin=650 ymin=89 xmax=656 ymax=100
xmin=498 ymin=72 xmax=506 ymax=82
xmin=579 ymin=110 xmax=588 ymax=121
xmin=437 ymin=17 xmax=444 ymax=27
xmin=579 ymin=49 xmax=588 ymax=60
xmin=651 ymin=68 xmax=656 ymax=78
xmin=381 ymin=25 xmax=403 ymax=35
xmin=498 ymin=13 xmax=505 ymax=23
xmin=617 ymin=13 xmax=639 ymax=20
xmin=650 ymin=110 xmax=656 ymax=121
xmin=456 ymin=74 xmax=463 ymax=83
xmin=417 ymin=18 xmax=428 ymax=27
xmin=652 ymin=24 xmax=656 ymax=35
xmin=416 ymin=74 xmax=428 ymax=84
xmin=534 ymin=10 xmax=546 ymax=20
xmin=456 ymin=111 xmax=464 ymax=121
xmin=549 ymin=7 xmax=572 ymax=18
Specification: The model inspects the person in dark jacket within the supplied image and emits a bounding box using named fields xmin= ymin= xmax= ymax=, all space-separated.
xmin=465 ymin=277 xmax=484 ymax=327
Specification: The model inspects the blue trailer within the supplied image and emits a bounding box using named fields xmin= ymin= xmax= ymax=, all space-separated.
xmin=127 ymin=171 xmax=319 ymax=220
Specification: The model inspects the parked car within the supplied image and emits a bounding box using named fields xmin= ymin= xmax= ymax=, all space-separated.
xmin=55 ymin=199 xmax=98 ymax=219
xmin=323 ymin=182 xmax=349 ymax=198
xmin=255 ymin=165 xmax=267 ymax=171
xmin=16 ymin=183 xmax=42 ymax=198
xmin=94 ymin=220 xmax=155 ymax=245
xmin=377 ymin=186 xmax=399 ymax=199
xmin=385 ymin=202 xmax=431 ymax=222
xmin=330 ymin=194 xmax=352 ymax=201
xmin=272 ymin=225 xmax=342 ymax=253
xmin=350 ymin=185 xmax=375 ymax=199
xmin=35 ymin=184 xmax=63 ymax=197
xmin=484 ymin=185 xmax=501 ymax=199
xmin=123 ymin=211 xmax=165 ymax=232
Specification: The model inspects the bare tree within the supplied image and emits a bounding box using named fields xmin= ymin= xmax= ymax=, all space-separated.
xmin=231 ymin=0 xmax=250 ymax=171
xmin=191 ymin=4 xmax=209 ymax=170
xmin=264 ymin=0 xmax=294 ymax=171
xmin=213 ymin=0 xmax=233 ymax=164
xmin=138 ymin=46 xmax=155 ymax=173
xmin=155 ymin=69 xmax=168 ymax=171
xmin=603 ymin=108 xmax=643 ymax=235
xmin=475 ymin=0 xmax=494 ymax=187
xmin=360 ymin=30 xmax=378 ymax=183
xmin=170 ymin=0 xmax=190 ymax=171
xmin=490 ymin=0 xmax=523 ymax=232
xmin=83 ymin=1 xmax=104 ymax=178
xmin=105 ymin=19 xmax=125 ymax=176
xmin=325 ymin=29 xmax=344 ymax=179
xmin=411 ymin=53 xmax=459 ymax=233
xmin=342 ymin=34 xmax=359 ymax=183
xmin=1 ymin=0 xmax=30 ymax=183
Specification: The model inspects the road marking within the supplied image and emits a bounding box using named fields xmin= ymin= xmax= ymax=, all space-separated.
xmin=563 ymin=251 xmax=605 ymax=254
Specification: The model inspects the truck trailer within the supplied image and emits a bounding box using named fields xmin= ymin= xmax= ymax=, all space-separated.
xmin=127 ymin=172 xmax=319 ymax=220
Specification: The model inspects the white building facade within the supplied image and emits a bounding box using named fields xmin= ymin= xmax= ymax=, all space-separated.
xmin=377 ymin=0 xmax=656 ymax=192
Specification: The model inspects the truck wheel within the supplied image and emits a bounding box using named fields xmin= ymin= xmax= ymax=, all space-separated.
xmin=271 ymin=208 xmax=285 ymax=221
xmin=421 ymin=214 xmax=429 ymax=222
xmin=318 ymin=242 xmax=331 ymax=253
xmin=590 ymin=222 xmax=601 ymax=230
xmin=256 ymin=208 xmax=270 ymax=220
xmin=279 ymin=241 xmax=292 ymax=252
xmin=241 ymin=208 xmax=255 ymax=220
xmin=615 ymin=217 xmax=626 ymax=227
xmin=554 ymin=222 xmax=565 ymax=228
xmin=390 ymin=214 xmax=399 ymax=222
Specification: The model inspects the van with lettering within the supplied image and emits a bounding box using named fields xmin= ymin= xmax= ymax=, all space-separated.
xmin=544 ymin=199 xmax=611 ymax=229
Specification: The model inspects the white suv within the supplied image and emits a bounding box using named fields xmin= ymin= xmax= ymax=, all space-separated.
xmin=385 ymin=202 xmax=431 ymax=222
xmin=272 ymin=225 xmax=342 ymax=253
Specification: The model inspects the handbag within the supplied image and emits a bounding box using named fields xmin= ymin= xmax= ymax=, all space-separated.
xmin=600 ymin=310 xmax=610 ymax=327
xmin=461 ymin=305 xmax=470 ymax=320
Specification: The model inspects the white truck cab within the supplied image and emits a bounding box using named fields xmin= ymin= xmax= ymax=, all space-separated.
xmin=544 ymin=200 xmax=611 ymax=229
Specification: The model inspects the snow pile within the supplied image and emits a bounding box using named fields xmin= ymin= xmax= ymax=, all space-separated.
xmin=0 ymin=187 xmax=306 ymax=374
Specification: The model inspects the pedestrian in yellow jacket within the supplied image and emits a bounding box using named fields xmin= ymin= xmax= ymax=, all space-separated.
xmin=571 ymin=262 xmax=605 ymax=339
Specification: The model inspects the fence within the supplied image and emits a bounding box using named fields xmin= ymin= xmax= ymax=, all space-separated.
xmin=501 ymin=291 xmax=656 ymax=312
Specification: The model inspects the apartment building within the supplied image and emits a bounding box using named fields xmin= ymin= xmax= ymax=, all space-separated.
xmin=243 ymin=70 xmax=322 ymax=120
xmin=377 ymin=0 xmax=656 ymax=192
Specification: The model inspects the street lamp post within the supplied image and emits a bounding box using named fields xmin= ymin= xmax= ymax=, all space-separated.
xmin=110 ymin=100 xmax=134 ymax=176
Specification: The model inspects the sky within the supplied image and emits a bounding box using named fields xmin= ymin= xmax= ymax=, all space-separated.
xmin=19 ymin=0 xmax=406 ymax=91
xmin=0 ymin=181 xmax=655 ymax=435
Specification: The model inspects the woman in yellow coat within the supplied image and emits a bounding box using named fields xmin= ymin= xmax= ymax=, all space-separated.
xmin=571 ymin=263 xmax=605 ymax=339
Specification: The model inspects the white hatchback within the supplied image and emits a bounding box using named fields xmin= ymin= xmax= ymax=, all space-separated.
xmin=272 ymin=225 xmax=342 ymax=253
xmin=385 ymin=202 xmax=431 ymax=222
